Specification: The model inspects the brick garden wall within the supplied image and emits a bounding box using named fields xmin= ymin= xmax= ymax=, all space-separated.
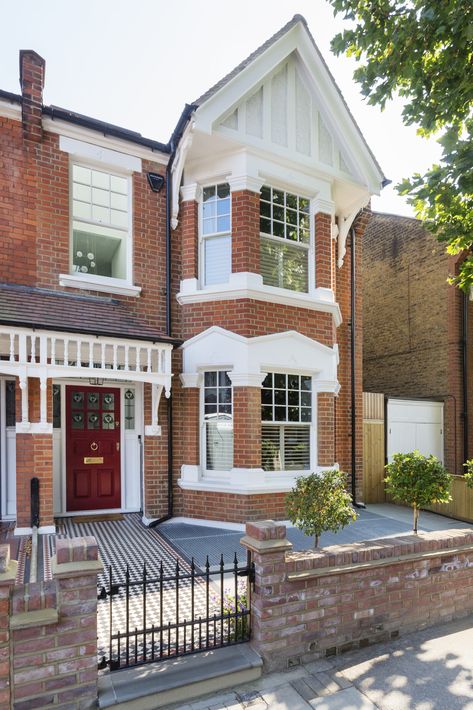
xmin=242 ymin=520 xmax=473 ymax=672
xmin=0 ymin=535 xmax=101 ymax=710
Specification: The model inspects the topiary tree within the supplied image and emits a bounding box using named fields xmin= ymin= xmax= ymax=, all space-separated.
xmin=286 ymin=470 xmax=357 ymax=548
xmin=384 ymin=451 xmax=452 ymax=533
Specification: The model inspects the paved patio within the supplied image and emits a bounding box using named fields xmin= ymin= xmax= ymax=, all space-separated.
xmin=159 ymin=504 xmax=473 ymax=568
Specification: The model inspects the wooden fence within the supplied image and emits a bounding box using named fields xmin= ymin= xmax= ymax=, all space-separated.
xmin=362 ymin=393 xmax=386 ymax=504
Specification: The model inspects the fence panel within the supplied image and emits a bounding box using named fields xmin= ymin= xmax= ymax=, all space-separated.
xmin=363 ymin=393 xmax=386 ymax=504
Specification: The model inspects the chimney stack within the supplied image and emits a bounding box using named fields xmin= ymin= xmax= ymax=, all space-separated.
xmin=19 ymin=50 xmax=45 ymax=142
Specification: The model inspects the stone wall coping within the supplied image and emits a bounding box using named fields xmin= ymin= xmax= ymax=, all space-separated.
xmin=240 ymin=535 xmax=293 ymax=554
xmin=51 ymin=555 xmax=104 ymax=578
xmin=10 ymin=607 xmax=59 ymax=629
xmin=287 ymin=541 xmax=473 ymax=580
xmin=0 ymin=560 xmax=18 ymax=585
xmin=285 ymin=528 xmax=473 ymax=578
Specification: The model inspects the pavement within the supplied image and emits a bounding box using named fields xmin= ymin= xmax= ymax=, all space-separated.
xmin=171 ymin=614 xmax=473 ymax=710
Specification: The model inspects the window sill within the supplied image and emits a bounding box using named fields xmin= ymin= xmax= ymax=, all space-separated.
xmin=178 ymin=465 xmax=336 ymax=495
xmin=59 ymin=273 xmax=142 ymax=298
xmin=176 ymin=273 xmax=341 ymax=326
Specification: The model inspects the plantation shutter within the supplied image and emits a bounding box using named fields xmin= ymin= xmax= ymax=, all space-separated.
xmin=204 ymin=235 xmax=231 ymax=286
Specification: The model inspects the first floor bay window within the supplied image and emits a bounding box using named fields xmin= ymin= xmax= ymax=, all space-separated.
xmin=72 ymin=164 xmax=130 ymax=280
xmin=261 ymin=372 xmax=312 ymax=471
xmin=204 ymin=371 xmax=233 ymax=471
xmin=260 ymin=186 xmax=310 ymax=293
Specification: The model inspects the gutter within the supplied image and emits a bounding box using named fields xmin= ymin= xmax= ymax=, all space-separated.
xmin=148 ymin=103 xmax=196 ymax=528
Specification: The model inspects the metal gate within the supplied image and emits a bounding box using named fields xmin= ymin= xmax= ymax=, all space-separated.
xmin=98 ymin=552 xmax=254 ymax=671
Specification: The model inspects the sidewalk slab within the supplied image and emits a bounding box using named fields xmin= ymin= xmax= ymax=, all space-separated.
xmin=309 ymin=687 xmax=377 ymax=709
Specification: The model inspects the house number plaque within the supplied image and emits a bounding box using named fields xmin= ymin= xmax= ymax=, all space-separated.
xmin=83 ymin=456 xmax=104 ymax=464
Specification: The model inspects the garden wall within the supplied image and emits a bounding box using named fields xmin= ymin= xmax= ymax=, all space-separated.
xmin=241 ymin=521 xmax=473 ymax=671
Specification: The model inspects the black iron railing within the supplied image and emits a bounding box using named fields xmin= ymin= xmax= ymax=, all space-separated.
xmin=98 ymin=552 xmax=254 ymax=671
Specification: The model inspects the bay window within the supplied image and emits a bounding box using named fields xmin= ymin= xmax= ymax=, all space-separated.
xmin=204 ymin=370 xmax=233 ymax=471
xmin=202 ymin=183 xmax=231 ymax=286
xmin=261 ymin=372 xmax=312 ymax=471
xmin=260 ymin=185 xmax=310 ymax=293
xmin=71 ymin=164 xmax=130 ymax=281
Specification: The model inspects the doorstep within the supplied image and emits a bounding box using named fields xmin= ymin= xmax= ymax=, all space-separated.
xmin=98 ymin=643 xmax=263 ymax=709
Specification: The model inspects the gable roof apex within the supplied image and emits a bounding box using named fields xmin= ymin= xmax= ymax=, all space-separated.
xmin=194 ymin=14 xmax=307 ymax=106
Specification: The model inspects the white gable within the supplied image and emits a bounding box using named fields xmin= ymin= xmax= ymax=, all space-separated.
xmin=216 ymin=54 xmax=356 ymax=180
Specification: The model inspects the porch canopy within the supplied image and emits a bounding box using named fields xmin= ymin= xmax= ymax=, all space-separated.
xmin=0 ymin=284 xmax=175 ymax=434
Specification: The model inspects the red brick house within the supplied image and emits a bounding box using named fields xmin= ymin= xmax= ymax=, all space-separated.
xmin=0 ymin=16 xmax=385 ymax=534
xmin=363 ymin=212 xmax=472 ymax=475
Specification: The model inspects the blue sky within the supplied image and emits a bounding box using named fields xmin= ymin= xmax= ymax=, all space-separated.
xmin=1 ymin=0 xmax=441 ymax=216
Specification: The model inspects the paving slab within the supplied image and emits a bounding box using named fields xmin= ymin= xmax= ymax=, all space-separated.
xmin=309 ymin=687 xmax=377 ymax=709
xmin=260 ymin=682 xmax=313 ymax=710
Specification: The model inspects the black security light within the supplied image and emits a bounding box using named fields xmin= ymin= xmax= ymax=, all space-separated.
xmin=147 ymin=172 xmax=165 ymax=192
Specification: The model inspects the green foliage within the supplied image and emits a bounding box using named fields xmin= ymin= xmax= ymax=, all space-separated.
xmin=463 ymin=459 xmax=473 ymax=488
xmin=286 ymin=470 xmax=357 ymax=547
xmin=328 ymin=0 xmax=473 ymax=291
xmin=384 ymin=451 xmax=452 ymax=531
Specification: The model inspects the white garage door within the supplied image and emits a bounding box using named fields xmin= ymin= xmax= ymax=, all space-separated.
xmin=387 ymin=399 xmax=444 ymax=463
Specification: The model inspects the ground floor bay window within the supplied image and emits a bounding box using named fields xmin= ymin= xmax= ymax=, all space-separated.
xmin=203 ymin=371 xmax=233 ymax=472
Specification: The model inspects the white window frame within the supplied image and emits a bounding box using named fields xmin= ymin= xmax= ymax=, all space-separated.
xmin=259 ymin=184 xmax=314 ymax=294
xmin=200 ymin=368 xmax=234 ymax=476
xmin=61 ymin=158 xmax=139 ymax=297
xmin=199 ymin=182 xmax=232 ymax=288
xmin=261 ymin=371 xmax=316 ymax=475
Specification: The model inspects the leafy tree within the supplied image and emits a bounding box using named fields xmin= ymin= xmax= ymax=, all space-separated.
xmin=329 ymin=0 xmax=473 ymax=291
xmin=286 ymin=470 xmax=357 ymax=547
xmin=384 ymin=451 xmax=452 ymax=532
xmin=463 ymin=459 xmax=473 ymax=488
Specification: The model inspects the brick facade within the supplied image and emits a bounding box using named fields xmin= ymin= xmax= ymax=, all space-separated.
xmin=1 ymin=46 xmax=372 ymax=526
xmin=363 ymin=213 xmax=470 ymax=474
xmin=242 ymin=520 xmax=473 ymax=671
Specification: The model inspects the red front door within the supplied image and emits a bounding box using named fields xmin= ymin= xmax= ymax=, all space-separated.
xmin=66 ymin=386 xmax=121 ymax=511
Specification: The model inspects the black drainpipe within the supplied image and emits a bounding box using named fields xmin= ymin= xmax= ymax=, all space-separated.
xmin=350 ymin=225 xmax=365 ymax=508
xmin=149 ymin=104 xmax=196 ymax=528
xmin=463 ymin=290 xmax=469 ymax=465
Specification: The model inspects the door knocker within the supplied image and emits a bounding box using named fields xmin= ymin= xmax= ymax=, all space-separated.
xmin=90 ymin=442 xmax=98 ymax=451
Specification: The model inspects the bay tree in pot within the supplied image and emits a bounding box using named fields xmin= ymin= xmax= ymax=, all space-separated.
xmin=384 ymin=451 xmax=452 ymax=533
xmin=286 ymin=469 xmax=357 ymax=548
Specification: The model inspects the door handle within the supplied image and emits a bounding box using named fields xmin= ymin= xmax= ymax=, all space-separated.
xmin=116 ymin=442 xmax=120 ymax=452
xmin=91 ymin=442 xmax=98 ymax=451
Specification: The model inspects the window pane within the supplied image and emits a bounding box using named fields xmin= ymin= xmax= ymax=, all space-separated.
xmin=205 ymin=372 xmax=217 ymax=387
xmin=275 ymin=389 xmax=286 ymax=405
xmin=72 ymin=413 xmax=84 ymax=429
xmin=205 ymin=388 xmax=217 ymax=404
xmin=301 ymin=391 xmax=311 ymax=407
xmin=206 ymin=417 xmax=233 ymax=471
xmin=110 ymin=175 xmax=128 ymax=194
xmin=260 ymin=185 xmax=271 ymax=202
xmin=217 ymin=214 xmax=230 ymax=232
xmin=275 ymin=406 xmax=286 ymax=421
xmin=124 ymin=388 xmax=135 ymax=430
xmin=73 ymin=229 xmax=125 ymax=279
xmin=260 ymin=218 xmax=271 ymax=235
xmin=73 ymin=165 xmax=91 ymax=185
xmin=203 ymin=186 xmax=216 ymax=201
xmin=262 ymin=406 xmax=273 ymax=421
xmin=260 ymin=200 xmax=271 ymax=218
xmin=284 ymin=427 xmax=310 ymax=469
xmin=92 ymin=187 xmax=110 ymax=207
xmin=102 ymin=412 xmax=115 ymax=430
xmin=273 ymin=189 xmax=284 ymax=205
xmin=204 ymin=235 xmax=231 ymax=286
xmin=5 ymin=380 xmax=16 ymax=427
xmin=217 ymin=183 xmax=230 ymax=199
xmin=262 ymin=389 xmax=273 ymax=404
xmin=92 ymin=170 xmax=110 ymax=189
xmin=102 ymin=393 xmax=114 ymax=410
xmin=274 ymin=374 xmax=286 ymax=388
xmin=262 ymin=372 xmax=273 ymax=388
xmin=262 ymin=426 xmax=281 ymax=471
xmin=88 ymin=412 xmax=99 ymax=429
xmin=218 ymin=371 xmax=231 ymax=387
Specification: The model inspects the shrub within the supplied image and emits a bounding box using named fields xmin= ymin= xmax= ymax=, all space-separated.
xmin=286 ymin=470 xmax=357 ymax=548
xmin=464 ymin=460 xmax=473 ymax=488
xmin=384 ymin=451 xmax=452 ymax=532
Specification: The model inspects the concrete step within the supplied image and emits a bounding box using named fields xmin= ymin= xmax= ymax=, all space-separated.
xmin=98 ymin=643 xmax=263 ymax=709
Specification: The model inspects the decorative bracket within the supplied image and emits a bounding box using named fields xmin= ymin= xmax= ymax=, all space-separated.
xmin=145 ymin=384 xmax=163 ymax=437
xmin=171 ymin=120 xmax=195 ymax=230
xmin=336 ymin=196 xmax=370 ymax=268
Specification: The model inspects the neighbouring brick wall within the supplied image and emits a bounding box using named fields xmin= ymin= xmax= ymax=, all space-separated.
xmin=317 ymin=393 xmax=335 ymax=466
xmin=143 ymin=384 xmax=169 ymax=520
xmin=242 ymin=520 xmax=473 ymax=672
xmin=181 ymin=200 xmax=199 ymax=280
xmin=362 ymin=213 xmax=470 ymax=474
xmin=7 ymin=536 xmax=101 ymax=709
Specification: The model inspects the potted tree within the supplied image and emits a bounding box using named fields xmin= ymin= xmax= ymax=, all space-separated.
xmin=384 ymin=451 xmax=452 ymax=533
xmin=286 ymin=469 xmax=357 ymax=548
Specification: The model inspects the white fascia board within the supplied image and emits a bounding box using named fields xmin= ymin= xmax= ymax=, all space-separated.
xmin=59 ymin=135 xmax=142 ymax=173
xmin=0 ymin=99 xmax=21 ymax=121
xmin=45 ymin=118 xmax=168 ymax=166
